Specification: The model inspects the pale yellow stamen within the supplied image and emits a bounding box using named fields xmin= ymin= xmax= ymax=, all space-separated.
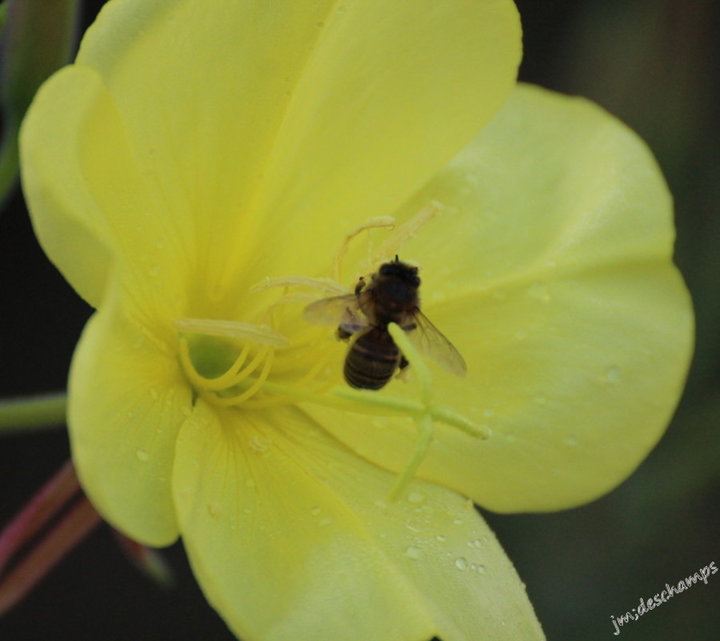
xmin=175 ymin=318 xmax=288 ymax=346
xmin=249 ymin=275 xmax=347 ymax=295
xmin=368 ymin=202 xmax=442 ymax=270
xmin=333 ymin=216 xmax=396 ymax=282
xmin=209 ymin=348 xmax=275 ymax=407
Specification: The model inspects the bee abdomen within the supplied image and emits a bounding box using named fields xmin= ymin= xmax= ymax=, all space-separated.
xmin=344 ymin=329 xmax=400 ymax=390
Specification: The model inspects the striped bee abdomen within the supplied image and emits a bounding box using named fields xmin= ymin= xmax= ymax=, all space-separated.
xmin=344 ymin=326 xmax=400 ymax=390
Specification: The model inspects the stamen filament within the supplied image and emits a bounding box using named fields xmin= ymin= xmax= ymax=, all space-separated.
xmin=333 ymin=216 xmax=396 ymax=282
xmin=175 ymin=318 xmax=288 ymax=346
xmin=211 ymin=348 xmax=275 ymax=407
xmin=178 ymin=338 xmax=250 ymax=391
xmin=226 ymin=345 xmax=271 ymax=389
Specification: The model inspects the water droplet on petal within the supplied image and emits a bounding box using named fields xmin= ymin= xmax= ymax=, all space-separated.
xmin=406 ymin=546 xmax=422 ymax=560
xmin=135 ymin=448 xmax=149 ymax=462
xmin=249 ymin=436 xmax=271 ymax=454
xmin=606 ymin=366 xmax=622 ymax=383
xmin=436 ymin=535 xmax=447 ymax=542
xmin=310 ymin=506 xmax=321 ymax=517
xmin=467 ymin=538 xmax=483 ymax=549
xmin=407 ymin=491 xmax=425 ymax=504
xmin=455 ymin=557 xmax=468 ymax=571
xmin=477 ymin=564 xmax=487 ymax=574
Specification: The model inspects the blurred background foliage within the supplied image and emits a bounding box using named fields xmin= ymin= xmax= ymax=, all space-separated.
xmin=0 ymin=1 xmax=718 ymax=639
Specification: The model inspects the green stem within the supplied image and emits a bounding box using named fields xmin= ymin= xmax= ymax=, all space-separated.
xmin=0 ymin=392 xmax=67 ymax=433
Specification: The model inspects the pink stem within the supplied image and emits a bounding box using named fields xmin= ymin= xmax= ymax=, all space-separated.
xmin=0 ymin=460 xmax=80 ymax=575
xmin=0 ymin=496 xmax=101 ymax=615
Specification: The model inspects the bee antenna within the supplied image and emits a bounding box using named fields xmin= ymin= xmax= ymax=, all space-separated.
xmin=394 ymin=254 xmax=400 ymax=262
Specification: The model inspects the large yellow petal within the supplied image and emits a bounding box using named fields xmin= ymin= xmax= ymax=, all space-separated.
xmin=173 ymin=403 xmax=544 ymax=641
xmin=74 ymin=0 xmax=521 ymax=306
xmin=68 ymin=283 xmax=192 ymax=545
xmin=20 ymin=65 xmax=113 ymax=307
xmin=309 ymin=84 xmax=694 ymax=512
xmin=20 ymin=63 xmax=189 ymax=323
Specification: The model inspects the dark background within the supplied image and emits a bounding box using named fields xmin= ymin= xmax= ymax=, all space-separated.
xmin=1 ymin=1 xmax=718 ymax=639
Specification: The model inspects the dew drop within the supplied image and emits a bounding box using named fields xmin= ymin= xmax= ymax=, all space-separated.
xmin=310 ymin=506 xmax=321 ymax=517
xmin=454 ymin=557 xmax=468 ymax=571
xmin=452 ymin=518 xmax=464 ymax=525
xmin=476 ymin=564 xmax=487 ymax=574
xmin=135 ymin=448 xmax=149 ymax=462
xmin=605 ymin=366 xmax=622 ymax=383
xmin=406 ymin=546 xmax=422 ymax=560
xmin=436 ymin=535 xmax=447 ymax=542
xmin=249 ymin=436 xmax=271 ymax=453
xmin=467 ymin=538 xmax=483 ymax=549
xmin=407 ymin=491 xmax=425 ymax=504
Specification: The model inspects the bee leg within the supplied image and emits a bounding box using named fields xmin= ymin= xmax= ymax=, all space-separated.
xmin=336 ymin=326 xmax=353 ymax=341
xmin=398 ymin=355 xmax=409 ymax=370
xmin=354 ymin=276 xmax=366 ymax=296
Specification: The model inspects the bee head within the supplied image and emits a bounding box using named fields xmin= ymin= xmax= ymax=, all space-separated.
xmin=378 ymin=258 xmax=421 ymax=288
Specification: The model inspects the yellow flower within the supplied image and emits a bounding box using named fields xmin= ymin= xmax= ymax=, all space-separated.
xmin=19 ymin=1 xmax=692 ymax=640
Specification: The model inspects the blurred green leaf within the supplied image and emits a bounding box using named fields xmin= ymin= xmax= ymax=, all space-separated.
xmin=0 ymin=0 xmax=81 ymax=205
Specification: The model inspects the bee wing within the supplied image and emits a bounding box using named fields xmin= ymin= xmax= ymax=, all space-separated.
xmin=406 ymin=310 xmax=467 ymax=377
xmin=303 ymin=294 xmax=369 ymax=333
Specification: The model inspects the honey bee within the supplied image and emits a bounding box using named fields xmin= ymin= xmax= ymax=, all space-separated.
xmin=304 ymin=257 xmax=466 ymax=389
